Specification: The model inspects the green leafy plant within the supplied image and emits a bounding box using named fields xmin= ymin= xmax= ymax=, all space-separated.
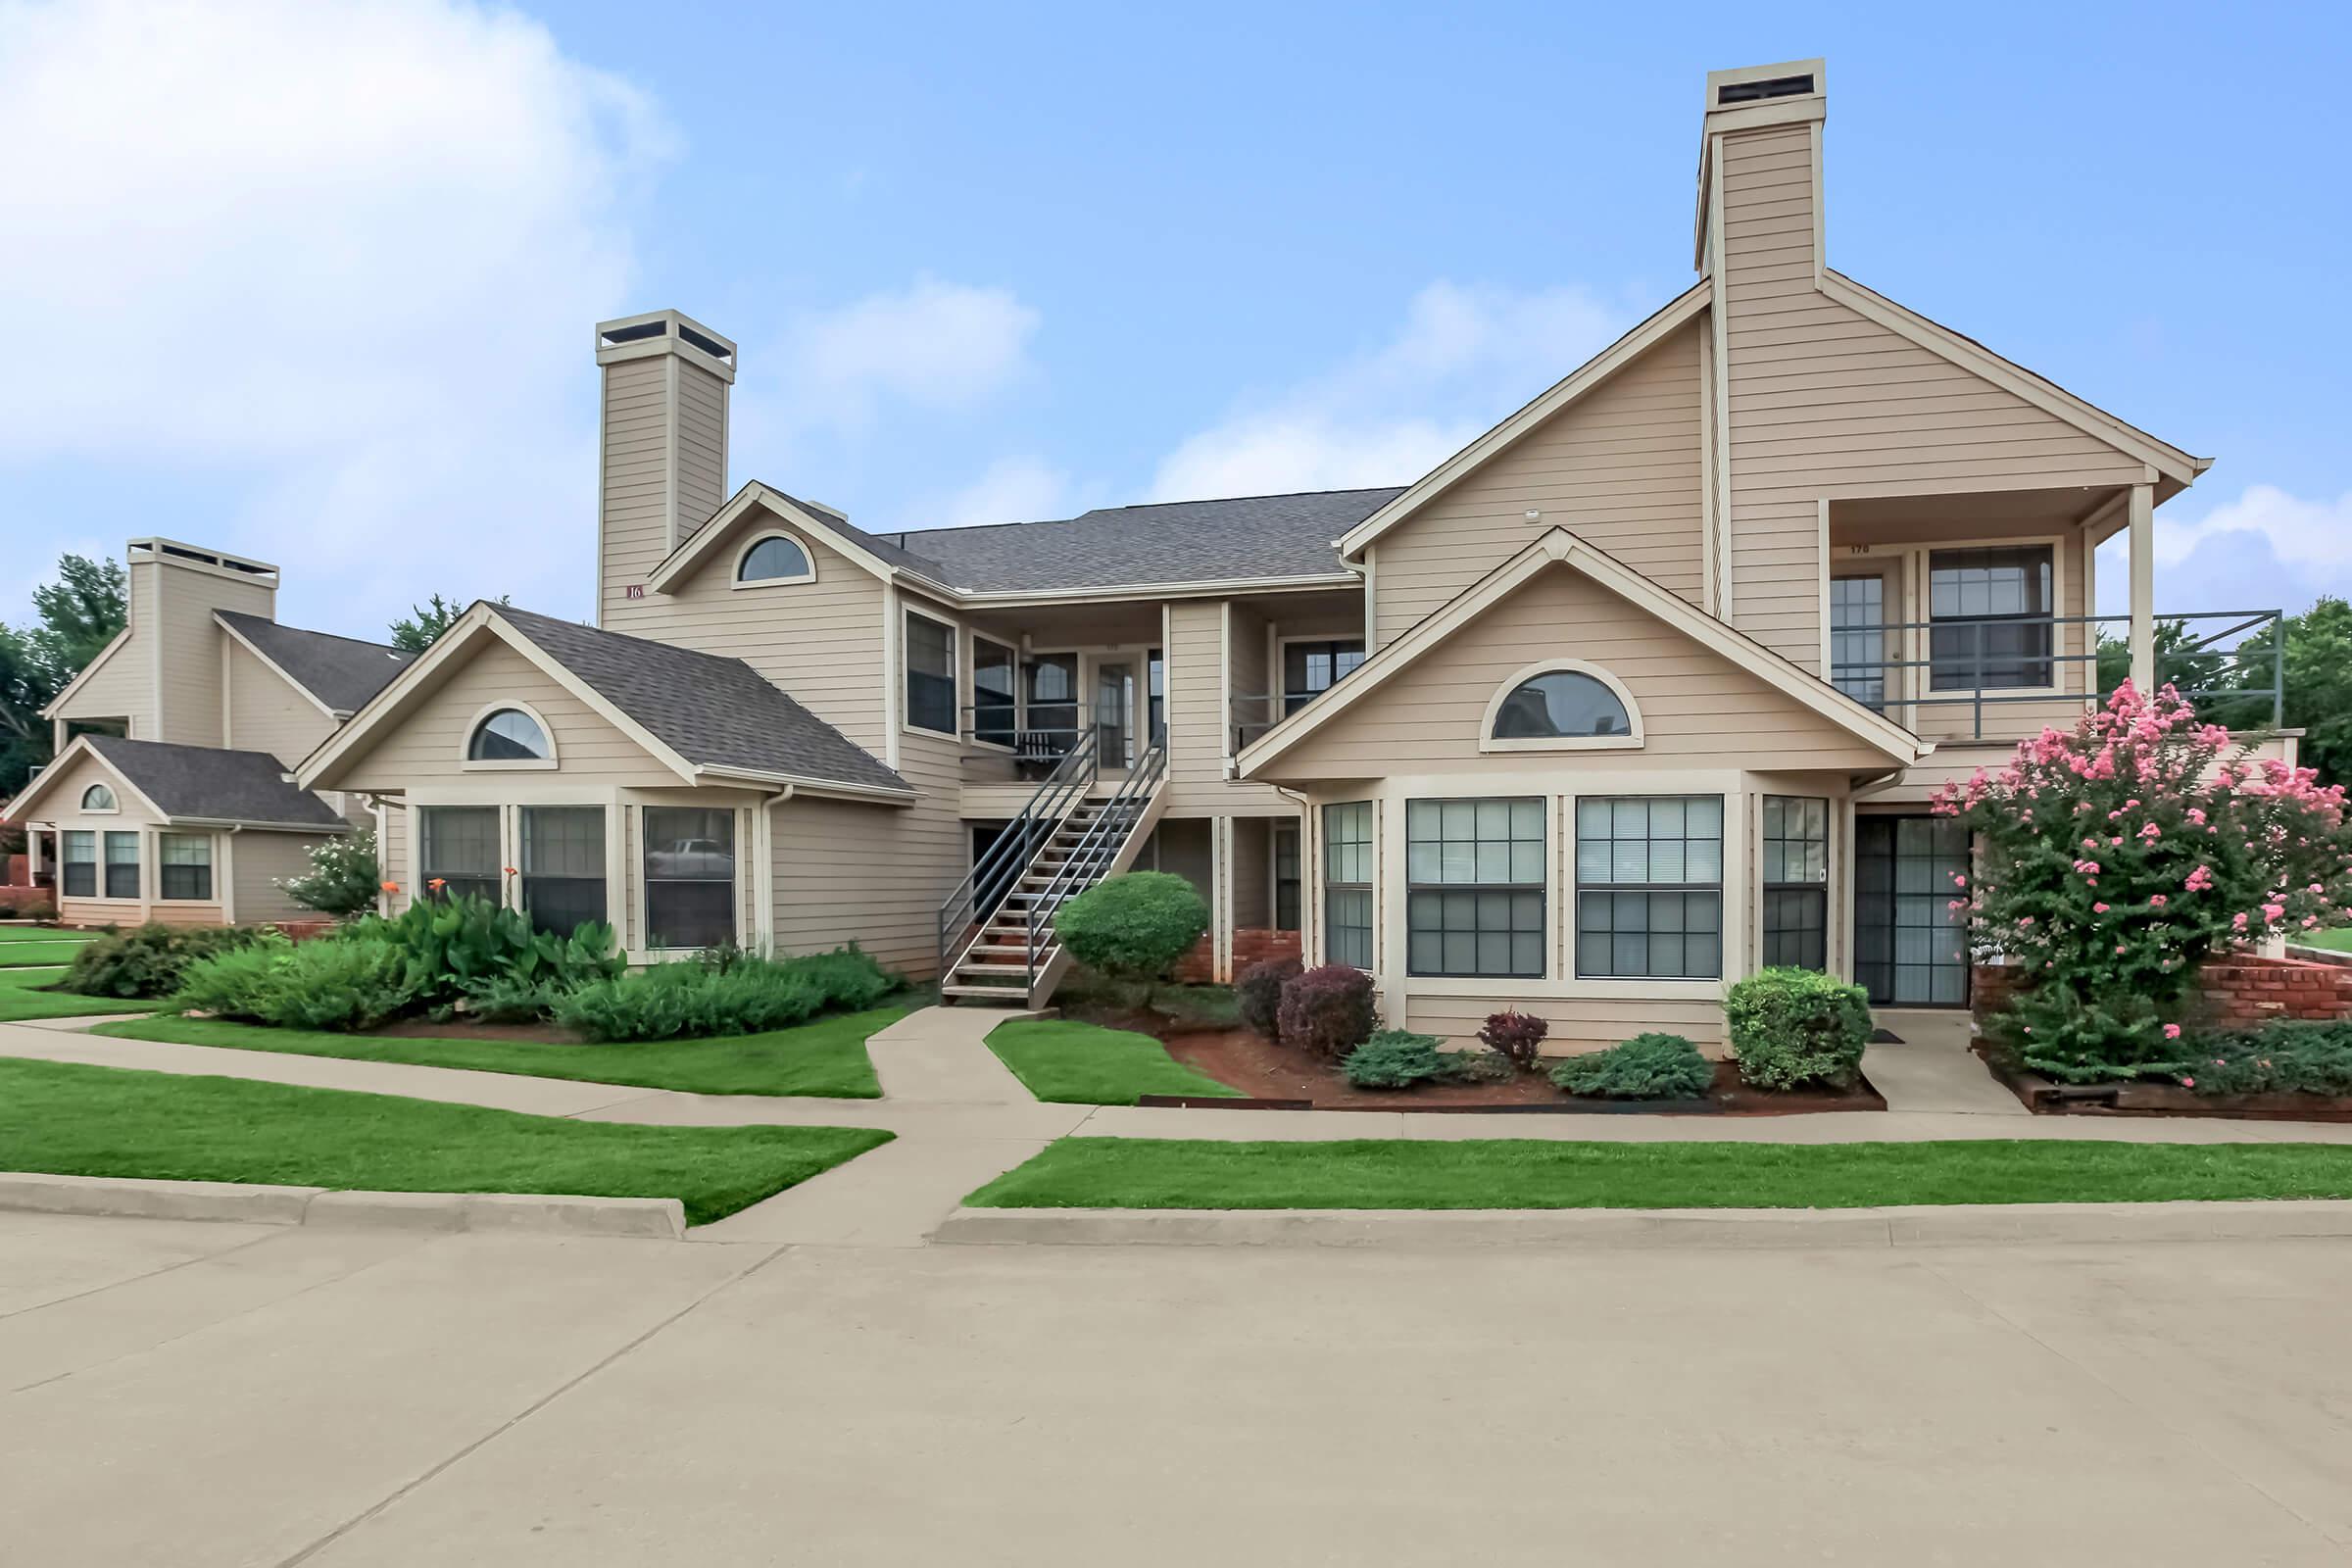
xmin=1236 ymin=956 xmax=1300 ymax=1041
xmin=349 ymin=895 xmax=620 ymax=1009
xmin=2179 ymin=1020 xmax=2352 ymax=1097
xmin=1343 ymin=1030 xmax=1456 ymax=1090
xmin=278 ymin=829 xmax=381 ymax=919
xmin=65 ymin=922 xmax=276 ymax=999
xmin=1053 ymin=872 xmax=1210 ymax=1001
xmin=1551 ymin=1033 xmax=1714 ymax=1100
xmin=1725 ymin=968 xmax=1872 ymax=1092
xmin=1479 ymin=1009 xmax=1549 ymax=1072
xmin=1276 ymin=963 xmax=1378 ymax=1060
xmin=1941 ymin=682 xmax=2352 ymax=1082
xmin=553 ymin=946 xmax=897 ymax=1043
xmin=464 ymin=975 xmax=564 ymax=1025
xmin=174 ymin=934 xmax=417 ymax=1031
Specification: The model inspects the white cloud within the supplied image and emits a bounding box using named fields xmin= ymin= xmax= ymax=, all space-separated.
xmin=934 ymin=456 xmax=1071 ymax=528
xmin=1150 ymin=280 xmax=1630 ymax=501
xmin=794 ymin=278 xmax=1041 ymax=422
xmin=2151 ymin=484 xmax=2352 ymax=570
xmin=0 ymin=0 xmax=669 ymax=625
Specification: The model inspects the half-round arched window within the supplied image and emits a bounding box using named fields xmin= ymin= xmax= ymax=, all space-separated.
xmin=736 ymin=533 xmax=814 ymax=585
xmin=467 ymin=707 xmax=552 ymax=762
xmin=1482 ymin=662 xmax=1642 ymax=751
xmin=79 ymin=783 xmax=117 ymax=811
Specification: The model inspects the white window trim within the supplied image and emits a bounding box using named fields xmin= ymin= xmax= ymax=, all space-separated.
xmin=1479 ymin=659 xmax=1643 ymax=753
xmin=78 ymin=784 xmax=120 ymax=813
xmin=1839 ymin=531 xmax=2075 ymax=708
xmin=460 ymin=700 xmax=560 ymax=772
xmin=155 ymin=829 xmax=217 ymax=904
xmin=632 ymin=799 xmax=746 ymax=958
xmin=730 ymin=529 xmax=817 ymax=590
xmin=901 ymin=606 xmax=961 ymax=740
xmin=1570 ymin=791 xmax=1730 ymax=984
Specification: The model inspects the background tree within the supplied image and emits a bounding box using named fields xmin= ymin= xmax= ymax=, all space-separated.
xmin=0 ymin=554 xmax=128 ymax=795
xmin=2094 ymin=600 xmax=2352 ymax=786
xmin=388 ymin=593 xmax=507 ymax=654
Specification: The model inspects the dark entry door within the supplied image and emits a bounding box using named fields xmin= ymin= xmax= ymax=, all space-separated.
xmin=1854 ymin=816 xmax=1971 ymax=1006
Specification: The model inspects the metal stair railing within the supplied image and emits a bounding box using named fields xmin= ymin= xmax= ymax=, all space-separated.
xmin=935 ymin=729 xmax=1099 ymax=979
xmin=1018 ymin=739 xmax=1168 ymax=990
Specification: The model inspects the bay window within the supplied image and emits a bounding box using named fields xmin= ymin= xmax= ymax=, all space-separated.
xmin=1575 ymin=797 xmax=1723 ymax=979
xmin=1405 ymin=798 xmax=1545 ymax=978
xmin=1322 ymin=802 xmax=1373 ymax=968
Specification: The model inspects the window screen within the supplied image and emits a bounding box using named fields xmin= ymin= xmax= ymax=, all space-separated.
xmin=644 ymin=807 xmax=735 ymax=952
xmin=521 ymin=807 xmax=606 ymax=939
xmin=419 ymin=806 xmax=501 ymax=906
xmin=104 ymin=830 xmax=140 ymax=900
xmin=905 ymin=612 xmax=956 ymax=735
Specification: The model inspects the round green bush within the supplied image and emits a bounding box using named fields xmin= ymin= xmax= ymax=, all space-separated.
xmin=1725 ymin=968 xmax=1871 ymax=1092
xmin=1342 ymin=1029 xmax=1456 ymax=1090
xmin=1550 ymin=1032 xmax=1713 ymax=1100
xmin=1054 ymin=872 xmax=1209 ymax=985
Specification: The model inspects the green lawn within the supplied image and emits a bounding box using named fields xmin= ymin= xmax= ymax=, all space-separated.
xmin=96 ymin=1004 xmax=911 ymax=1099
xmin=985 ymin=1018 xmax=1242 ymax=1105
xmin=0 ymin=926 xmax=89 ymax=944
xmin=0 ymin=965 xmax=168 ymax=1023
xmin=0 ymin=1057 xmax=891 ymax=1225
xmin=2295 ymin=929 xmax=2352 ymax=954
xmin=0 ymin=940 xmax=93 ymax=968
xmin=966 ymin=1137 xmax=2352 ymax=1210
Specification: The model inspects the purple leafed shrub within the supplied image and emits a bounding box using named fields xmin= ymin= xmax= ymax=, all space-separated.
xmin=1236 ymin=956 xmax=1301 ymax=1041
xmin=1479 ymin=1009 xmax=1549 ymax=1072
xmin=1276 ymin=963 xmax=1377 ymax=1060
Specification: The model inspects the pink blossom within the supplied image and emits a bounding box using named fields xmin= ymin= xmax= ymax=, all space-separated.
xmin=2181 ymin=1076 xmax=2196 ymax=1089
xmin=2184 ymin=865 xmax=2215 ymax=893
xmin=2018 ymin=916 xmax=2035 ymax=927
xmin=2092 ymin=903 xmax=2110 ymax=914
xmin=2186 ymin=808 xmax=2207 ymax=825
xmin=2149 ymin=894 xmax=2168 ymax=908
xmin=2163 ymin=1023 xmax=2181 ymax=1040
xmin=1952 ymin=873 xmax=1968 ymax=888
xmin=2233 ymin=912 xmax=2251 ymax=932
xmin=2139 ymin=822 xmax=2162 ymax=841
xmin=2263 ymin=903 xmax=2286 ymax=922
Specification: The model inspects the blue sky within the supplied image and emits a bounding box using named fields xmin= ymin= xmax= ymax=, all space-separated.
xmin=4 ymin=0 xmax=2346 ymax=639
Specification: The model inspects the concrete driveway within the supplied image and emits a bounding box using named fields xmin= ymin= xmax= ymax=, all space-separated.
xmin=6 ymin=1212 xmax=2350 ymax=1565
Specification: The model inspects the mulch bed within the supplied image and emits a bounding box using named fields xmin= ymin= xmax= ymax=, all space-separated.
xmin=1139 ymin=1025 xmax=1884 ymax=1115
xmin=1976 ymin=1044 xmax=2352 ymax=1122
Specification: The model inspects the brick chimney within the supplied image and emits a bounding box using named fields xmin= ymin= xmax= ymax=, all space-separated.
xmin=593 ymin=310 xmax=736 ymax=629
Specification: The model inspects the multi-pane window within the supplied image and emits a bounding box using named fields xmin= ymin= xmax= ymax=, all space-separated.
xmin=1855 ymin=816 xmax=1972 ymax=1005
xmin=1830 ymin=576 xmax=1887 ymax=708
xmin=103 ymin=831 xmax=141 ymax=900
xmin=1575 ymin=797 xmax=1724 ymax=979
xmin=521 ymin=807 xmax=606 ymax=939
xmin=1283 ymin=640 xmax=1365 ymax=715
xmin=1929 ymin=546 xmax=2054 ymax=691
xmin=467 ymin=708 xmax=551 ymax=761
xmin=159 ymin=833 xmax=213 ymax=902
xmin=737 ymin=534 xmax=812 ymax=583
xmin=1405 ymin=799 xmax=1545 ymax=978
xmin=1024 ymin=654 xmax=1079 ymax=754
xmin=972 ymin=638 xmax=1017 ymax=747
xmin=1273 ymin=822 xmax=1300 ymax=932
xmin=644 ymin=807 xmax=735 ymax=952
xmin=419 ymin=806 xmax=500 ymax=905
xmin=62 ymin=830 xmax=96 ymax=898
xmin=1322 ymin=802 xmax=1373 ymax=968
xmin=905 ymin=612 xmax=957 ymax=735
xmin=1761 ymin=797 xmax=1829 ymax=970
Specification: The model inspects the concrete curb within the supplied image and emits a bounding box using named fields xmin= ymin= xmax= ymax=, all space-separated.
xmin=935 ymin=1200 xmax=2352 ymax=1250
xmin=0 ymin=1173 xmax=686 ymax=1239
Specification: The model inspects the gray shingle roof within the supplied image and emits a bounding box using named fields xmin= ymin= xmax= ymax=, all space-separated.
xmin=492 ymin=606 xmax=910 ymax=796
xmin=216 ymin=611 xmax=414 ymax=713
xmin=85 ymin=736 xmax=348 ymax=829
xmin=886 ymin=486 xmax=1404 ymax=593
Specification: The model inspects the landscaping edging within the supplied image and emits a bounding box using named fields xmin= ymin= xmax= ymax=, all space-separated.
xmin=0 ymin=1171 xmax=686 ymax=1239
xmin=935 ymin=1200 xmax=2352 ymax=1250
xmin=1977 ymin=1046 xmax=2352 ymax=1121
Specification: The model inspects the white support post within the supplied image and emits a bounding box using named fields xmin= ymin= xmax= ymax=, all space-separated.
xmin=2128 ymin=482 xmax=2156 ymax=696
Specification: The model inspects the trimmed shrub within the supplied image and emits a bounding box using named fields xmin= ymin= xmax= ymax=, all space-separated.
xmin=278 ymin=829 xmax=381 ymax=919
xmin=1342 ymin=1029 xmax=1453 ymax=1090
xmin=65 ymin=922 xmax=274 ymax=999
xmin=1054 ymin=872 xmax=1210 ymax=991
xmin=2180 ymin=1020 xmax=2352 ymax=1097
xmin=1479 ymin=1009 xmax=1549 ymax=1072
xmin=1236 ymin=956 xmax=1301 ymax=1041
xmin=1551 ymin=1033 xmax=1714 ymax=1101
xmin=553 ymin=945 xmax=897 ymax=1043
xmin=175 ymin=934 xmax=417 ymax=1031
xmin=1276 ymin=963 xmax=1378 ymax=1060
xmin=1725 ymin=967 xmax=1872 ymax=1092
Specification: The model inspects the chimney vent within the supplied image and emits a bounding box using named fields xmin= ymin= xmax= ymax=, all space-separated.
xmin=1716 ymin=72 xmax=1814 ymax=106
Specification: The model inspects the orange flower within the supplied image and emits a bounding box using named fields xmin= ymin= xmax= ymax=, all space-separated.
xmin=502 ymin=865 xmax=518 ymax=876
xmin=380 ymin=881 xmax=399 ymax=893
xmin=427 ymin=877 xmax=447 ymax=891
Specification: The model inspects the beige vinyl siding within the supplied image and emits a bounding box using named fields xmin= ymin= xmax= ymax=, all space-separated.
xmin=673 ymin=362 xmax=728 ymax=546
xmin=1227 ymin=601 xmax=1271 ymax=745
xmin=1716 ymin=123 xmax=2146 ymax=670
xmin=230 ymin=830 xmax=321 ymax=924
xmin=50 ymin=627 xmax=150 ymax=737
xmin=767 ymin=791 xmax=940 ymax=976
xmin=608 ymin=529 xmax=888 ymax=754
xmin=224 ymin=642 xmax=336 ymax=767
xmin=328 ymin=642 xmax=683 ymax=792
xmin=1149 ymin=817 xmax=1214 ymax=906
xmin=1231 ymin=816 xmax=1273 ymax=928
xmin=1162 ymin=602 xmax=1225 ymax=810
xmin=1274 ymin=564 xmax=1893 ymax=778
xmin=597 ymin=355 xmax=675 ymax=629
xmin=1401 ymin=994 xmax=1727 ymax=1055
xmin=150 ymin=562 xmax=274 ymax=748
xmin=379 ymin=802 xmax=410 ymax=911
xmin=1372 ymin=319 xmax=1706 ymax=649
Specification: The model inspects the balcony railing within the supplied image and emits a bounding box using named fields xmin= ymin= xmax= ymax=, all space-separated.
xmin=1829 ymin=609 xmax=2283 ymax=741
xmin=957 ymin=702 xmax=1165 ymax=776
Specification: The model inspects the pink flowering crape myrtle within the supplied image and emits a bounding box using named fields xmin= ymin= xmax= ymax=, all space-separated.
xmin=1933 ymin=682 xmax=2352 ymax=1083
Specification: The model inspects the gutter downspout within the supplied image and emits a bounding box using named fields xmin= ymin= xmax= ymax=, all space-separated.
xmin=753 ymin=785 xmax=792 ymax=957
xmin=220 ymin=823 xmax=242 ymax=925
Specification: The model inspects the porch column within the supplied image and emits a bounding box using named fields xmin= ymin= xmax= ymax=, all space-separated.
xmin=2128 ymin=482 xmax=2157 ymax=694
xmin=1209 ymin=814 xmax=1235 ymax=983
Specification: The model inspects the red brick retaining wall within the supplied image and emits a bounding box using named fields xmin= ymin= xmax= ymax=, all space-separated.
xmin=1976 ymin=956 xmax=2352 ymax=1030
xmin=1174 ymin=927 xmax=1302 ymax=984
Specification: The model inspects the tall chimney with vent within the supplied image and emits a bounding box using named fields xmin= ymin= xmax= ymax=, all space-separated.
xmin=1693 ymin=60 xmax=1826 ymax=284
xmin=593 ymin=310 xmax=736 ymax=630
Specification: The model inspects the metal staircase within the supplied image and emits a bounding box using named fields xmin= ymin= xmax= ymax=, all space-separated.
xmin=936 ymin=735 xmax=1169 ymax=1007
